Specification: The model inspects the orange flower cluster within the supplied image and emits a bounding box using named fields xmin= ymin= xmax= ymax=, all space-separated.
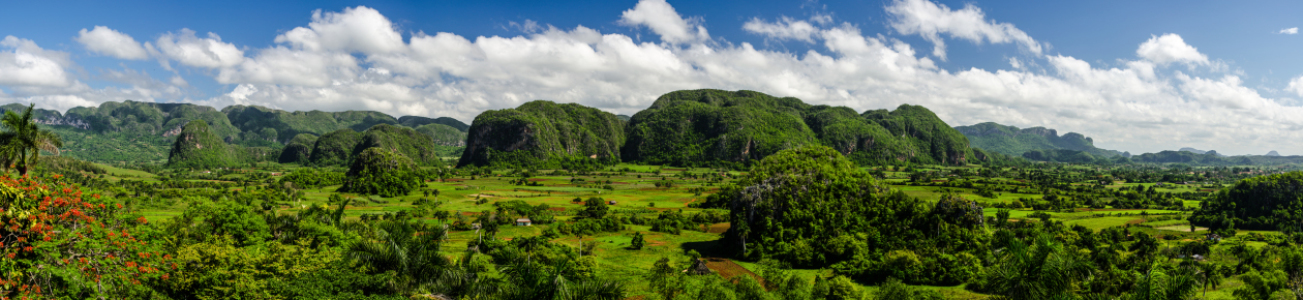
xmin=0 ymin=174 xmax=171 ymax=298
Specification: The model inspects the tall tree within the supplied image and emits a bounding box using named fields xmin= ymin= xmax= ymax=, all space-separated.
xmin=0 ymin=103 xmax=62 ymax=176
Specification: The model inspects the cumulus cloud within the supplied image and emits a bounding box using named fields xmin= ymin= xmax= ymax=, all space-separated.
xmin=1280 ymin=27 xmax=1298 ymax=34
xmin=1136 ymin=33 xmax=1208 ymax=66
xmin=619 ymin=0 xmax=709 ymax=44
xmin=7 ymin=0 xmax=1303 ymax=155
xmin=1286 ymin=76 xmax=1303 ymax=97
xmin=885 ymin=0 xmax=1042 ymax=60
xmin=743 ymin=17 xmax=819 ymax=43
xmin=149 ymin=29 xmax=245 ymax=69
xmin=75 ymin=26 xmax=148 ymax=60
xmin=275 ymin=6 xmax=405 ymax=54
xmin=0 ymin=36 xmax=72 ymax=87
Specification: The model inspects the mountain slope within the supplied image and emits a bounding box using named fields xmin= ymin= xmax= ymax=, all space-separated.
xmin=623 ymin=89 xmax=974 ymax=167
xmin=167 ymin=120 xmax=247 ymax=169
xmin=459 ymin=100 xmax=625 ymax=168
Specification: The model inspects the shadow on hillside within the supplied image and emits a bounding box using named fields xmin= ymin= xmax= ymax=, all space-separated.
xmin=680 ymin=239 xmax=734 ymax=258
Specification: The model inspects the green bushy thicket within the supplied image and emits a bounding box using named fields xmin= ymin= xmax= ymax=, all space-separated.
xmin=722 ymin=145 xmax=987 ymax=285
xmin=339 ymin=147 xmax=421 ymax=197
xmin=1192 ymin=171 xmax=1303 ymax=231
xmin=279 ymin=168 xmax=346 ymax=188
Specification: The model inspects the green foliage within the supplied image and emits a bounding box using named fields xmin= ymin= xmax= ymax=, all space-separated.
xmin=309 ymin=129 xmax=362 ymax=166
xmin=280 ymin=167 xmax=346 ymax=188
xmin=630 ymin=231 xmax=645 ymax=250
xmin=36 ymin=156 xmax=107 ymax=175
xmin=582 ymin=197 xmax=609 ymax=219
xmin=623 ymin=89 xmax=819 ymax=167
xmin=956 ymin=122 xmax=1122 ymax=158
xmin=352 ymin=124 xmax=445 ymax=167
xmin=414 ymin=123 xmax=466 ymax=146
xmin=0 ymin=103 xmax=65 ymax=175
xmin=339 ymin=147 xmax=420 ymax=197
xmin=863 ymin=104 xmax=974 ymax=165
xmin=1191 ymin=171 xmax=1303 ymax=231
xmin=623 ymin=89 xmax=976 ymax=167
xmin=398 ymin=115 xmax=469 ymax=131
xmin=223 ymin=104 xmax=399 ymax=142
xmin=166 ymin=120 xmax=249 ymax=169
xmin=66 ymin=100 xmax=240 ymax=139
xmin=278 ymin=133 xmax=318 ymax=164
xmin=459 ymin=100 xmax=625 ymax=168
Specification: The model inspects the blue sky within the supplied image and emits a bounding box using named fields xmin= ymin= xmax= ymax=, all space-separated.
xmin=1 ymin=0 xmax=1302 ymax=155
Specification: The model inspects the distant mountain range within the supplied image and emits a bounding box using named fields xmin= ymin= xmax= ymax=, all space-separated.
xmin=5 ymin=101 xmax=467 ymax=165
xmin=1177 ymin=147 xmax=1226 ymax=157
xmin=954 ymin=122 xmax=1123 ymax=160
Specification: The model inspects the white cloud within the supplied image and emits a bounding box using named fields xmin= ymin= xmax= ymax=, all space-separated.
xmin=149 ymin=29 xmax=245 ymax=68
xmin=885 ymin=0 xmax=1042 ymax=61
xmin=619 ymin=0 xmax=708 ymax=44
xmin=216 ymin=46 xmax=359 ymax=86
xmin=7 ymin=2 xmax=1303 ymax=155
xmin=1280 ymin=27 xmax=1298 ymax=35
xmin=1136 ymin=33 xmax=1208 ymax=66
xmin=743 ymin=17 xmax=818 ymax=43
xmin=75 ymin=26 xmax=148 ymax=60
xmin=275 ymin=6 xmax=405 ymax=54
xmin=0 ymin=36 xmax=72 ymax=87
xmin=1285 ymin=76 xmax=1303 ymax=97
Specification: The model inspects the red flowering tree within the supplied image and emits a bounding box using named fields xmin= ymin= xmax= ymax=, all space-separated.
xmin=0 ymin=174 xmax=169 ymax=298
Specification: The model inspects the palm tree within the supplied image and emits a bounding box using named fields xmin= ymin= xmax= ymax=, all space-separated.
xmin=0 ymin=103 xmax=62 ymax=176
xmin=347 ymin=219 xmax=455 ymax=293
xmin=1122 ymin=264 xmax=1198 ymax=300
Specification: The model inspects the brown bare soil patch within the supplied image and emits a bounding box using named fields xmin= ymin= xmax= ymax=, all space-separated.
xmin=548 ymin=207 xmax=568 ymax=211
xmin=705 ymin=258 xmax=764 ymax=285
xmin=442 ymin=178 xmax=466 ymax=182
xmin=1126 ymin=219 xmax=1146 ymax=225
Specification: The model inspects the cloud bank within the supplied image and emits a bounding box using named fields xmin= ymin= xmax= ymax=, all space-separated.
xmin=1 ymin=0 xmax=1302 ymax=155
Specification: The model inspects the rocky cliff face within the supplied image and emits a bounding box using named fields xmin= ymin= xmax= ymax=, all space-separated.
xmin=459 ymin=100 xmax=625 ymax=168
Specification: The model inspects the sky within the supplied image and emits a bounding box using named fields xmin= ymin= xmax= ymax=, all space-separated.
xmin=1 ymin=0 xmax=1302 ymax=156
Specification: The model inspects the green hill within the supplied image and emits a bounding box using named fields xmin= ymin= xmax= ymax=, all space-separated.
xmin=166 ymin=120 xmax=247 ymax=169
xmin=223 ymin=105 xmax=401 ymax=143
xmin=398 ymin=116 xmax=469 ymax=132
xmin=278 ymin=133 xmax=318 ymax=164
xmin=955 ymin=122 xmax=1120 ymax=160
xmin=69 ymin=100 xmax=240 ymax=139
xmin=414 ymin=123 xmax=466 ymax=147
xmin=459 ymin=100 xmax=625 ymax=168
xmin=623 ymin=89 xmax=974 ymax=167
xmin=308 ymin=129 xmax=363 ymax=167
xmin=352 ymin=124 xmax=446 ymax=167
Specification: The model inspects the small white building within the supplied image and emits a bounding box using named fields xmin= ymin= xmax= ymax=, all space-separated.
xmin=516 ymin=218 xmax=532 ymax=226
